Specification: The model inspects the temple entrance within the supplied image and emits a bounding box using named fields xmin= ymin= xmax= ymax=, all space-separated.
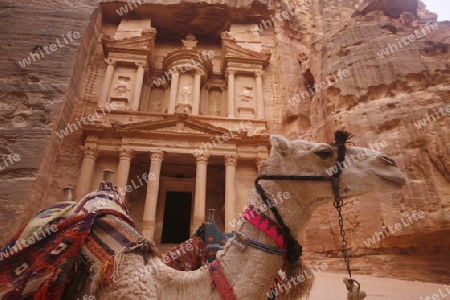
xmin=161 ymin=191 xmax=192 ymax=244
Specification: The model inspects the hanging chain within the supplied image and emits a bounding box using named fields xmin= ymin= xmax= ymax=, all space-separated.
xmin=334 ymin=196 xmax=352 ymax=279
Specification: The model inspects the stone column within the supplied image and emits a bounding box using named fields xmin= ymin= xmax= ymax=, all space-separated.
xmin=192 ymin=70 xmax=202 ymax=115
xmin=226 ymin=69 xmax=237 ymax=118
xmin=192 ymin=154 xmax=210 ymax=232
xmin=98 ymin=58 xmax=116 ymax=107
xmin=116 ymin=150 xmax=133 ymax=193
xmin=255 ymin=70 xmax=265 ymax=119
xmin=224 ymin=155 xmax=238 ymax=232
xmin=131 ymin=61 xmax=146 ymax=111
xmin=142 ymin=151 xmax=165 ymax=240
xmin=75 ymin=147 xmax=97 ymax=198
xmin=168 ymin=70 xmax=180 ymax=114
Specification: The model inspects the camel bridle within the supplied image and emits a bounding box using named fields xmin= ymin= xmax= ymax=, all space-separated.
xmin=253 ymin=131 xmax=360 ymax=291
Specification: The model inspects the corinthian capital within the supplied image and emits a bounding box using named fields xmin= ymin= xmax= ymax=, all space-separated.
xmin=82 ymin=146 xmax=97 ymax=159
xmin=150 ymin=151 xmax=165 ymax=162
xmin=226 ymin=68 xmax=238 ymax=76
xmin=225 ymin=155 xmax=238 ymax=167
xmin=195 ymin=153 xmax=210 ymax=164
xmin=118 ymin=149 xmax=134 ymax=161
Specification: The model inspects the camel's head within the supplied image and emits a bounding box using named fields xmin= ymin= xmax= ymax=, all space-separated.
xmin=261 ymin=134 xmax=406 ymax=207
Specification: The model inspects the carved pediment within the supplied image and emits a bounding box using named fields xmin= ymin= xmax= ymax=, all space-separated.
xmin=221 ymin=35 xmax=271 ymax=73
xmin=102 ymin=29 xmax=157 ymax=68
xmin=111 ymin=116 xmax=245 ymax=138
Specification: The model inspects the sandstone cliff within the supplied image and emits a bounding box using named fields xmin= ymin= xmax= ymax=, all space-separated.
xmin=278 ymin=0 xmax=449 ymax=283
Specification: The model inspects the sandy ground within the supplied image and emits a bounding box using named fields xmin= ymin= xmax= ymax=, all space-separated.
xmin=309 ymin=272 xmax=449 ymax=300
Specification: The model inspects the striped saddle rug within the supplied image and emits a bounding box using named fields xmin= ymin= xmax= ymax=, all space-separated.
xmin=0 ymin=182 xmax=159 ymax=300
xmin=161 ymin=221 xmax=233 ymax=271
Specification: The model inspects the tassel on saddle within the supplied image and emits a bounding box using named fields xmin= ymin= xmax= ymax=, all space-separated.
xmin=343 ymin=278 xmax=367 ymax=300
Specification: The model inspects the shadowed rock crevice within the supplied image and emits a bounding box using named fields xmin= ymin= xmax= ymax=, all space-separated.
xmin=353 ymin=0 xmax=419 ymax=18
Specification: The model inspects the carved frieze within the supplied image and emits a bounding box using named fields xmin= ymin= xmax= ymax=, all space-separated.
xmin=152 ymin=123 xmax=207 ymax=135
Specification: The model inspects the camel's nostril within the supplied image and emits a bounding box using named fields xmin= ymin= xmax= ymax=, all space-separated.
xmin=379 ymin=156 xmax=397 ymax=167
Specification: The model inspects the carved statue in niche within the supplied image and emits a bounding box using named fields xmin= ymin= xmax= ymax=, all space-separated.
xmin=211 ymin=98 xmax=220 ymax=116
xmin=113 ymin=76 xmax=131 ymax=98
xmin=182 ymin=33 xmax=198 ymax=50
xmin=150 ymin=97 xmax=162 ymax=112
xmin=179 ymin=85 xmax=192 ymax=104
xmin=239 ymin=86 xmax=253 ymax=105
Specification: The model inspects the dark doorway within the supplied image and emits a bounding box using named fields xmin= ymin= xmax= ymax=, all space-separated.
xmin=161 ymin=191 xmax=192 ymax=244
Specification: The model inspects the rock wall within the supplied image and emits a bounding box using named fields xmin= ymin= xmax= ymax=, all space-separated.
xmin=279 ymin=0 xmax=450 ymax=283
xmin=0 ymin=0 xmax=100 ymax=244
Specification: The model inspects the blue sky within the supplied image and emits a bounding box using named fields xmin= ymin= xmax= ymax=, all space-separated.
xmin=421 ymin=0 xmax=450 ymax=21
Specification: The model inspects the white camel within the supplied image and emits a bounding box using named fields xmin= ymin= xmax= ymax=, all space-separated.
xmin=83 ymin=133 xmax=406 ymax=299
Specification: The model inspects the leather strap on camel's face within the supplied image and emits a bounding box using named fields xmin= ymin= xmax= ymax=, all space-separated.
xmin=252 ymin=131 xmax=352 ymax=267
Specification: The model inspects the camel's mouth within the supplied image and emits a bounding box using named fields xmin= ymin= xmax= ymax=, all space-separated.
xmin=376 ymin=173 xmax=407 ymax=188
xmin=339 ymin=184 xmax=372 ymax=196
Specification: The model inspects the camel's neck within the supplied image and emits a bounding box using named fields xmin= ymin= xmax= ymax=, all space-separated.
xmin=217 ymin=180 xmax=316 ymax=298
xmin=250 ymin=179 xmax=318 ymax=237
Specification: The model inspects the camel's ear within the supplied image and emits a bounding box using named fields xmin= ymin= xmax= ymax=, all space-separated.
xmin=270 ymin=135 xmax=291 ymax=156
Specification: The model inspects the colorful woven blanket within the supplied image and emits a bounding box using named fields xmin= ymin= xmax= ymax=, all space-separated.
xmin=162 ymin=221 xmax=232 ymax=271
xmin=162 ymin=236 xmax=206 ymax=271
xmin=0 ymin=182 xmax=158 ymax=300
xmin=204 ymin=221 xmax=233 ymax=263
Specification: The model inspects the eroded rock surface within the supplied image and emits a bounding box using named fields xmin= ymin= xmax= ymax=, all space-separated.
xmin=279 ymin=0 xmax=449 ymax=283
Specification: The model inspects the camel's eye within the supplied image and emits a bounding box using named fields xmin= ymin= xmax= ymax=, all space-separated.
xmin=314 ymin=149 xmax=332 ymax=160
xmin=379 ymin=156 xmax=397 ymax=167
